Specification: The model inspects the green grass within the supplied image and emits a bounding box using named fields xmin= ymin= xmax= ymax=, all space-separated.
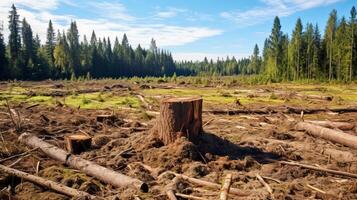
xmin=64 ymin=92 xmax=140 ymax=109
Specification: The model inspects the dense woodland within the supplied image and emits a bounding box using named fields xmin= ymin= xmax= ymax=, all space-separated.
xmin=0 ymin=4 xmax=357 ymax=82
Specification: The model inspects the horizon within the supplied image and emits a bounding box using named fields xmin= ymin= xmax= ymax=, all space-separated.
xmin=0 ymin=0 xmax=356 ymax=61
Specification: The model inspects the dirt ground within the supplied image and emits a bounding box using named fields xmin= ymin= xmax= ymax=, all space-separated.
xmin=0 ymin=79 xmax=357 ymax=200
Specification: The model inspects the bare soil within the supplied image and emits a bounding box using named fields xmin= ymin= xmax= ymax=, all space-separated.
xmin=0 ymin=80 xmax=357 ymax=200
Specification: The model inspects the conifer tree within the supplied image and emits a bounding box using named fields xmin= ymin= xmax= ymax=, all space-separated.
xmin=350 ymin=6 xmax=356 ymax=81
xmin=67 ymin=21 xmax=80 ymax=76
xmin=324 ymin=9 xmax=337 ymax=80
xmin=8 ymin=4 xmax=21 ymax=74
xmin=291 ymin=18 xmax=303 ymax=79
xmin=0 ymin=23 xmax=7 ymax=80
xmin=46 ymin=20 xmax=56 ymax=68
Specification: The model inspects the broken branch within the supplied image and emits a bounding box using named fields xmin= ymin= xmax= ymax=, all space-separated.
xmin=0 ymin=164 xmax=95 ymax=199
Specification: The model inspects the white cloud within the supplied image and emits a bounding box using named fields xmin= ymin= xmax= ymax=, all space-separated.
xmin=173 ymin=52 xmax=250 ymax=61
xmin=221 ymin=0 xmax=343 ymax=26
xmin=0 ymin=1 xmax=222 ymax=48
xmin=88 ymin=1 xmax=135 ymax=21
xmin=155 ymin=7 xmax=187 ymax=19
xmin=0 ymin=0 xmax=60 ymax=11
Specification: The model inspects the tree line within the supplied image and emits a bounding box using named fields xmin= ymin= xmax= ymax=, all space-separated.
xmin=0 ymin=4 xmax=176 ymax=80
xmin=259 ymin=6 xmax=357 ymax=82
xmin=0 ymin=4 xmax=357 ymax=82
xmin=177 ymin=6 xmax=357 ymax=82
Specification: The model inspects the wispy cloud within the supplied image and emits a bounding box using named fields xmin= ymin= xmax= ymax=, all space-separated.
xmin=155 ymin=7 xmax=187 ymax=19
xmin=221 ymin=0 xmax=343 ymax=26
xmin=0 ymin=1 xmax=222 ymax=48
xmin=88 ymin=1 xmax=135 ymax=21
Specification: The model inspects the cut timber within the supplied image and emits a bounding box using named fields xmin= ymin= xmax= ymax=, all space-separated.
xmin=159 ymin=171 xmax=249 ymax=196
xmin=157 ymin=97 xmax=203 ymax=145
xmin=65 ymin=134 xmax=92 ymax=154
xmin=205 ymin=106 xmax=357 ymax=115
xmin=0 ymin=164 xmax=95 ymax=199
xmin=305 ymin=120 xmax=355 ymax=130
xmin=18 ymin=133 xmax=148 ymax=192
xmin=220 ymin=173 xmax=232 ymax=200
xmin=166 ymin=190 xmax=178 ymax=200
xmin=279 ymin=161 xmax=357 ymax=179
xmin=323 ymin=148 xmax=354 ymax=162
xmin=296 ymin=122 xmax=357 ymax=149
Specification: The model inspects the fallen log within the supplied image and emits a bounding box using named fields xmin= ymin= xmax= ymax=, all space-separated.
xmin=205 ymin=106 xmax=357 ymax=115
xmin=18 ymin=133 xmax=148 ymax=192
xmin=322 ymin=148 xmax=354 ymax=162
xmin=136 ymin=94 xmax=151 ymax=109
xmin=305 ymin=120 xmax=355 ymax=130
xmin=166 ymin=190 xmax=178 ymax=200
xmin=0 ymin=164 xmax=95 ymax=199
xmin=256 ymin=174 xmax=273 ymax=196
xmin=220 ymin=173 xmax=232 ymax=200
xmin=280 ymin=161 xmax=357 ymax=179
xmin=175 ymin=193 xmax=206 ymax=200
xmin=296 ymin=122 xmax=357 ymax=149
xmin=160 ymin=171 xmax=248 ymax=196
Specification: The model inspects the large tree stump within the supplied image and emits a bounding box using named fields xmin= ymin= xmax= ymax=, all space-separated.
xmin=157 ymin=97 xmax=203 ymax=145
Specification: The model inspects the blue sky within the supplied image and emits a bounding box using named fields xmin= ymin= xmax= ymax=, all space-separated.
xmin=0 ymin=0 xmax=356 ymax=61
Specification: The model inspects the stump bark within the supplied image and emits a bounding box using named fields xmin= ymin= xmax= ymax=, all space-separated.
xmin=157 ymin=97 xmax=203 ymax=145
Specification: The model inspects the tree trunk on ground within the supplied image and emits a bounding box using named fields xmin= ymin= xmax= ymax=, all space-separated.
xmin=18 ymin=133 xmax=148 ymax=192
xmin=0 ymin=164 xmax=95 ymax=199
xmin=65 ymin=134 xmax=92 ymax=154
xmin=157 ymin=97 xmax=203 ymax=145
xmin=296 ymin=122 xmax=357 ymax=149
xmin=305 ymin=120 xmax=355 ymax=130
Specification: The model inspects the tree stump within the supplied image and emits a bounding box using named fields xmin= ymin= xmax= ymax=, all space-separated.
xmin=65 ymin=134 xmax=92 ymax=154
xmin=157 ymin=97 xmax=203 ymax=145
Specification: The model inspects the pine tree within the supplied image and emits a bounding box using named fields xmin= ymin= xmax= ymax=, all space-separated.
xmin=54 ymin=31 xmax=70 ymax=77
xmin=324 ymin=9 xmax=337 ymax=80
xmin=46 ymin=20 xmax=56 ymax=68
xmin=312 ymin=24 xmax=322 ymax=79
xmin=8 ymin=4 xmax=21 ymax=74
xmin=291 ymin=18 xmax=303 ymax=79
xmin=249 ymin=44 xmax=261 ymax=74
xmin=67 ymin=21 xmax=80 ymax=76
xmin=0 ymin=23 xmax=7 ymax=80
xmin=305 ymin=23 xmax=314 ymax=79
xmin=350 ymin=6 xmax=356 ymax=81
xmin=22 ymin=18 xmax=36 ymax=79
xmin=268 ymin=16 xmax=282 ymax=80
xmin=335 ymin=17 xmax=349 ymax=81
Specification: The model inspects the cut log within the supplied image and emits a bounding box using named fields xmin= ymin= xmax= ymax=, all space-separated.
xmin=0 ymin=164 xmax=95 ymax=199
xmin=166 ymin=190 xmax=178 ymax=200
xmin=175 ymin=193 xmax=206 ymax=200
xmin=159 ymin=171 xmax=249 ymax=196
xmin=205 ymin=106 xmax=357 ymax=115
xmin=256 ymin=174 xmax=273 ymax=196
xmin=322 ymin=148 xmax=354 ymax=162
xmin=18 ymin=133 xmax=148 ymax=192
xmin=157 ymin=97 xmax=203 ymax=145
xmin=296 ymin=122 xmax=357 ymax=149
xmin=220 ymin=173 xmax=232 ymax=200
xmin=64 ymin=134 xmax=92 ymax=154
xmin=305 ymin=120 xmax=355 ymax=130
xmin=279 ymin=161 xmax=357 ymax=179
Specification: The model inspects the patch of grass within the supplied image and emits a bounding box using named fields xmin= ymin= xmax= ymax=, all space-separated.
xmin=64 ymin=92 xmax=140 ymax=109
